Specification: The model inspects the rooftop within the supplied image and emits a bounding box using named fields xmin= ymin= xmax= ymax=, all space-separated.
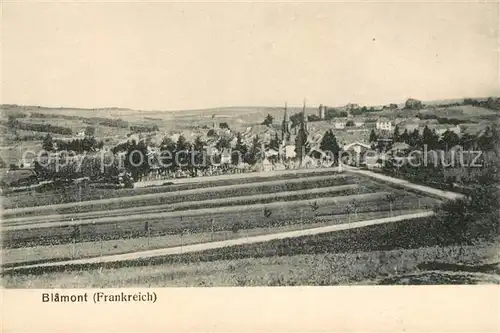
xmin=377 ymin=117 xmax=391 ymax=122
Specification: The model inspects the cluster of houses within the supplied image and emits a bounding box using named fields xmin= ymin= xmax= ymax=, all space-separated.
xmin=3 ymin=101 xmax=495 ymax=188
xmin=329 ymin=115 xmax=467 ymax=135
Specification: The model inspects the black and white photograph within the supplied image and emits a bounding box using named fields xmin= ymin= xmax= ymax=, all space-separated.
xmin=1 ymin=1 xmax=499 ymax=290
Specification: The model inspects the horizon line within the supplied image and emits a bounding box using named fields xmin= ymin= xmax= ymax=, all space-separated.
xmin=1 ymin=95 xmax=498 ymax=113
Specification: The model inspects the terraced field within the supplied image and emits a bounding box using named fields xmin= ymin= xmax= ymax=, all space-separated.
xmin=1 ymin=169 xmax=439 ymax=269
xmin=3 ymin=169 xmax=343 ymax=209
xmin=3 ymin=173 xmax=354 ymax=218
xmin=2 ymin=209 xmax=427 ymax=267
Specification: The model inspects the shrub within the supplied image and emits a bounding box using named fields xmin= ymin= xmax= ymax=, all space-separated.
xmin=433 ymin=182 xmax=499 ymax=245
xmin=231 ymin=222 xmax=241 ymax=233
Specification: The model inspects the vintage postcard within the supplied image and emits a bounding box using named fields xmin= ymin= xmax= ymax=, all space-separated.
xmin=1 ymin=0 xmax=499 ymax=332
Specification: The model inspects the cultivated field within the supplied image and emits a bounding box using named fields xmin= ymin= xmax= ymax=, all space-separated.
xmin=3 ymin=216 xmax=498 ymax=287
xmin=3 ymin=170 xmax=344 ymax=209
xmin=1 ymin=169 xmax=440 ymax=272
xmin=2 ymin=208 xmax=425 ymax=267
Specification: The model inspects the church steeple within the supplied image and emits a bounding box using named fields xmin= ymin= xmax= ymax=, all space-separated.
xmin=295 ymin=99 xmax=309 ymax=163
xmin=282 ymin=102 xmax=291 ymax=141
xmin=302 ymin=98 xmax=308 ymax=133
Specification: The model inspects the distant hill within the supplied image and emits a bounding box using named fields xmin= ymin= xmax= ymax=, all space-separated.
xmin=2 ymin=95 xmax=499 ymax=122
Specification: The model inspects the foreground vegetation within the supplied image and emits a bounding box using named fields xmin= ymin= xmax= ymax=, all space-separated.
xmin=3 ymin=239 xmax=497 ymax=287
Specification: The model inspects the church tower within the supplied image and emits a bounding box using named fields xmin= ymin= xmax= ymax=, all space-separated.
xmin=295 ymin=99 xmax=310 ymax=162
xmin=282 ymin=102 xmax=291 ymax=141
xmin=212 ymin=114 xmax=217 ymax=129
xmin=302 ymin=99 xmax=308 ymax=134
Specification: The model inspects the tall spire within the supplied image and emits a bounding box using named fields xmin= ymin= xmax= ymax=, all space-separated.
xmin=302 ymin=98 xmax=308 ymax=133
xmin=282 ymin=102 xmax=290 ymax=142
xmin=303 ymin=98 xmax=308 ymax=123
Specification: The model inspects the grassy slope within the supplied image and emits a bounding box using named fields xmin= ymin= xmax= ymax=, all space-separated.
xmin=4 ymin=240 xmax=497 ymax=288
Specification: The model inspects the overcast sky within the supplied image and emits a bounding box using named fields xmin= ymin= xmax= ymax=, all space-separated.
xmin=2 ymin=1 xmax=498 ymax=110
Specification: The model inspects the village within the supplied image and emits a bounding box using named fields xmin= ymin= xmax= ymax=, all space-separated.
xmin=1 ymin=97 xmax=498 ymax=194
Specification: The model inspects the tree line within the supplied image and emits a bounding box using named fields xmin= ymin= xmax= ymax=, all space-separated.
xmin=370 ymin=123 xmax=500 ymax=190
xmin=111 ymin=132 xmax=269 ymax=181
xmin=83 ymin=117 xmax=129 ymax=128
xmin=6 ymin=117 xmax=73 ymax=135
xmin=369 ymin=124 xmax=499 ymax=152
xmin=42 ymin=134 xmax=104 ymax=153
xmin=464 ymin=97 xmax=500 ymax=111
xmin=130 ymin=124 xmax=160 ymax=133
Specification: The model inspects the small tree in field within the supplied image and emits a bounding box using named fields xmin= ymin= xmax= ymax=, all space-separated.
xmin=309 ymin=201 xmax=319 ymax=216
xmin=231 ymin=222 xmax=241 ymax=233
xmin=346 ymin=199 xmax=358 ymax=223
xmin=386 ymin=193 xmax=397 ymax=217
xmin=70 ymin=224 xmax=81 ymax=259
xmin=144 ymin=221 xmax=152 ymax=246
xmin=210 ymin=218 xmax=215 ymax=240
xmin=263 ymin=207 xmax=272 ymax=227
xmin=264 ymin=207 xmax=272 ymax=218
xmin=346 ymin=204 xmax=354 ymax=224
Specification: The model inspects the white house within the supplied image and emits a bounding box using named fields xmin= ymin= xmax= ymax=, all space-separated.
xmin=341 ymin=141 xmax=372 ymax=166
xmin=334 ymin=118 xmax=348 ymax=129
xmin=285 ymin=144 xmax=296 ymax=159
xmin=342 ymin=141 xmax=371 ymax=154
xmin=220 ymin=149 xmax=232 ymax=164
xmin=376 ymin=117 xmax=393 ymax=131
xmin=254 ymin=157 xmax=273 ymax=172
xmin=265 ymin=149 xmax=279 ymax=158
xmin=353 ymin=117 xmax=365 ymax=127
xmin=390 ymin=142 xmax=411 ymax=153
